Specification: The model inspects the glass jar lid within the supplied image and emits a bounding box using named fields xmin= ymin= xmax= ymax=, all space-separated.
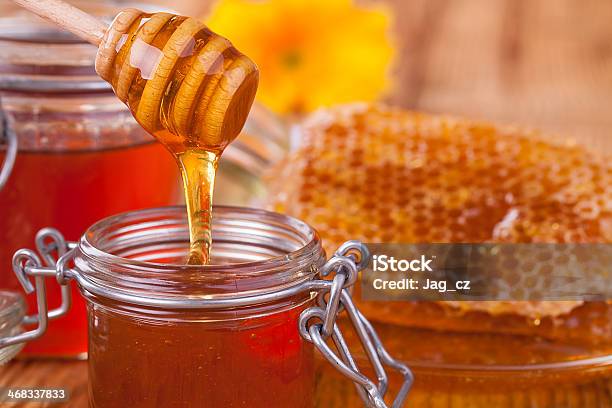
xmin=0 ymin=290 xmax=25 ymax=364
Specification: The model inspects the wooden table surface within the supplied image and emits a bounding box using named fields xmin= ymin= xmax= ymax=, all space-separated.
xmin=1 ymin=0 xmax=611 ymax=407
xmin=0 ymin=359 xmax=88 ymax=407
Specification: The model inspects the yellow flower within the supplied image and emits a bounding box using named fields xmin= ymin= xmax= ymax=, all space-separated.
xmin=207 ymin=0 xmax=394 ymax=114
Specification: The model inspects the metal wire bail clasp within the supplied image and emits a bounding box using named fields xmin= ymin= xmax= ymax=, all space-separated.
xmin=299 ymin=241 xmax=413 ymax=408
xmin=0 ymin=228 xmax=75 ymax=348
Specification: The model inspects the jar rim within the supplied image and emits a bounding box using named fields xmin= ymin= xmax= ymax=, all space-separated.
xmin=80 ymin=205 xmax=324 ymax=269
xmin=71 ymin=206 xmax=326 ymax=309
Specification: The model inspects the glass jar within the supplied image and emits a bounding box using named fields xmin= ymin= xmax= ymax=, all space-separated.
xmin=11 ymin=207 xmax=321 ymax=406
xmin=80 ymin=207 xmax=323 ymax=407
xmin=0 ymin=1 xmax=181 ymax=357
xmin=3 ymin=206 xmax=412 ymax=407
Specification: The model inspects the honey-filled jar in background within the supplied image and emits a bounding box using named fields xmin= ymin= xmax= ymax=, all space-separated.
xmin=0 ymin=1 xmax=181 ymax=357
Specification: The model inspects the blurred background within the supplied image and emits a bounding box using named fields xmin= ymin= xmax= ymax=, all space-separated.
xmin=0 ymin=1 xmax=610 ymax=406
xmin=148 ymin=0 xmax=612 ymax=150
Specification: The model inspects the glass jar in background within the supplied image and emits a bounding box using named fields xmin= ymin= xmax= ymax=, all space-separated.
xmin=0 ymin=1 xmax=181 ymax=357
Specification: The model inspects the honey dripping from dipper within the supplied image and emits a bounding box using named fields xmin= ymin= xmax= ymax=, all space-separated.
xmin=95 ymin=10 xmax=259 ymax=264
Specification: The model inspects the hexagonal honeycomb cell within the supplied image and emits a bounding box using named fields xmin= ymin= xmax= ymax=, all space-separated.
xmin=263 ymin=103 xmax=611 ymax=343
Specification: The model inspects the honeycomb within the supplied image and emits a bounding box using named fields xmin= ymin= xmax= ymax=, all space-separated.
xmin=264 ymin=104 xmax=611 ymax=341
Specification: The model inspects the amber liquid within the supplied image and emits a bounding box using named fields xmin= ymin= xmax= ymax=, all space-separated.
xmin=88 ymin=299 xmax=315 ymax=408
xmin=104 ymin=14 xmax=258 ymax=264
xmin=177 ymin=150 xmax=218 ymax=264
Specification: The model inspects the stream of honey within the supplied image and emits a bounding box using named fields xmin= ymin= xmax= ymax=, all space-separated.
xmin=98 ymin=12 xmax=258 ymax=264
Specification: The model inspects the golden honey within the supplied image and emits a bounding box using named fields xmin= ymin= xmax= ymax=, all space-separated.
xmin=264 ymin=103 xmax=611 ymax=407
xmin=265 ymin=103 xmax=610 ymax=327
xmin=95 ymin=10 xmax=259 ymax=263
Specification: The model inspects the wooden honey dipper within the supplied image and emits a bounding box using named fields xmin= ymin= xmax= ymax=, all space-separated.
xmin=11 ymin=0 xmax=259 ymax=264
xmin=10 ymin=0 xmax=259 ymax=154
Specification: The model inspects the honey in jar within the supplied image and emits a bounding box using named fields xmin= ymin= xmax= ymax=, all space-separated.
xmin=73 ymin=207 xmax=323 ymax=407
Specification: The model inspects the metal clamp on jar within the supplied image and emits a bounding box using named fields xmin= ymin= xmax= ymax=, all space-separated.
xmin=0 ymin=206 xmax=412 ymax=407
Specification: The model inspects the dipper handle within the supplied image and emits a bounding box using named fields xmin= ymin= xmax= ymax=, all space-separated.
xmin=10 ymin=0 xmax=107 ymax=45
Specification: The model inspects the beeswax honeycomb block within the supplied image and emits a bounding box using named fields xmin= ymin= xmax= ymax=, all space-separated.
xmin=264 ymin=104 xmax=611 ymax=342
